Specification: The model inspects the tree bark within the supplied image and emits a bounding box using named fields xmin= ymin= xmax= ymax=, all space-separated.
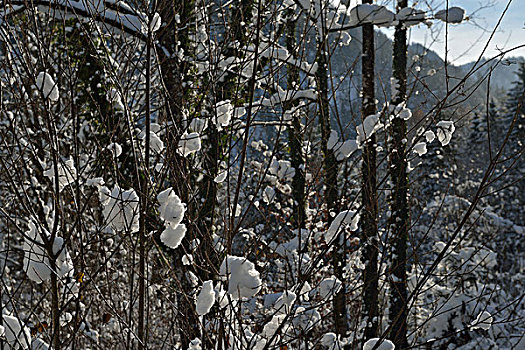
xmin=361 ymin=8 xmax=379 ymax=340
xmin=388 ymin=1 xmax=409 ymax=348
xmin=316 ymin=13 xmax=347 ymax=339
xmin=286 ymin=13 xmax=306 ymax=231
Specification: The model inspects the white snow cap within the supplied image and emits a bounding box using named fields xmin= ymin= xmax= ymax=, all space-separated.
xmin=3 ymin=314 xmax=31 ymax=349
xmin=325 ymin=210 xmax=360 ymax=243
xmin=23 ymin=222 xmax=73 ymax=283
xmin=220 ymin=255 xmax=261 ymax=299
xmin=196 ymin=280 xmax=216 ymax=316
xmin=413 ymin=141 xmax=427 ymax=156
xmin=318 ymin=276 xmax=342 ymax=299
xmin=157 ymin=188 xmax=186 ymax=227
xmin=107 ymin=88 xmax=125 ymax=110
xmin=327 ymin=130 xmax=339 ymax=150
xmin=363 ymin=338 xmax=395 ymax=350
xmin=394 ymin=105 xmax=412 ymax=120
xmin=436 ymin=120 xmax=455 ymax=146
xmin=148 ymin=12 xmax=162 ymax=33
xmin=470 ymin=311 xmax=493 ymax=331
xmin=188 ymin=338 xmax=202 ymax=350
xmin=269 ymin=159 xmax=295 ymax=181
xmin=36 ymin=72 xmax=59 ymax=101
xmin=263 ymin=186 xmax=276 ymax=204
xmin=107 ymin=142 xmax=123 ymax=157
xmin=32 ymin=338 xmax=50 ymax=350
xmin=102 ymin=185 xmax=140 ymax=233
xmin=189 ymin=117 xmax=208 ymax=133
xmin=273 ymin=290 xmax=297 ymax=314
xmin=214 ymin=100 xmax=234 ymax=131
xmin=43 ymin=158 xmax=77 ymax=192
xmin=357 ymin=114 xmax=382 ymax=146
xmin=435 ymin=7 xmax=465 ymax=23
xmin=396 ymin=7 xmax=426 ymax=27
xmin=425 ymin=130 xmax=436 ymax=143
xmin=178 ymin=132 xmax=202 ymax=157
xmin=334 ymin=139 xmax=359 ymax=161
xmin=321 ymin=332 xmax=348 ymax=349
xmin=160 ymin=223 xmax=187 ymax=249
xmin=148 ymin=131 xmax=165 ymax=153
xmin=349 ymin=4 xmax=395 ymax=26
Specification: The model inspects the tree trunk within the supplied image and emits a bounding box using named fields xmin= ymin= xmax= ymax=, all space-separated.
xmin=157 ymin=0 xmax=200 ymax=347
xmin=389 ymin=2 xmax=409 ymax=348
xmin=286 ymin=13 xmax=306 ymax=231
xmin=361 ymin=10 xmax=379 ymax=340
xmin=316 ymin=14 xmax=347 ymax=339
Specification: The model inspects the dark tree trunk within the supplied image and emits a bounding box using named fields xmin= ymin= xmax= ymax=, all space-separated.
xmin=316 ymin=17 xmax=347 ymax=339
xmin=157 ymin=0 xmax=201 ymax=348
xmin=360 ymin=9 xmax=379 ymax=340
xmin=286 ymin=13 xmax=306 ymax=231
xmin=389 ymin=1 xmax=409 ymax=348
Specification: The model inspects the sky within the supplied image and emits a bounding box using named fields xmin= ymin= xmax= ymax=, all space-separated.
xmin=381 ymin=0 xmax=525 ymax=65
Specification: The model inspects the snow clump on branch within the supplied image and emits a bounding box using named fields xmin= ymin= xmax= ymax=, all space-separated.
xmin=436 ymin=120 xmax=455 ymax=146
xmin=363 ymin=338 xmax=396 ymax=350
xmin=435 ymin=7 xmax=465 ymax=23
xmin=23 ymin=222 xmax=73 ymax=283
xmin=36 ymin=72 xmax=59 ymax=101
xmin=101 ymin=185 xmax=140 ymax=233
xmin=220 ymin=255 xmax=261 ymax=299
xmin=196 ymin=280 xmax=216 ymax=316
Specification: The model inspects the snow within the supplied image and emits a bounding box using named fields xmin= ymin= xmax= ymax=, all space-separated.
xmin=269 ymin=159 xmax=295 ymax=181
xmin=23 ymin=0 xmax=162 ymax=40
xmin=178 ymin=132 xmax=202 ymax=157
xmin=43 ymin=158 xmax=77 ymax=192
xmin=102 ymin=185 xmax=140 ymax=233
xmin=36 ymin=72 xmax=59 ymax=101
xmin=321 ymin=332 xmax=347 ymax=349
xmin=148 ymin=12 xmax=161 ymax=33
xmin=391 ymin=78 xmax=400 ymax=100
xmin=146 ymin=131 xmax=165 ymax=153
xmin=349 ymin=4 xmax=395 ymax=26
xmin=327 ymin=130 xmax=339 ymax=150
xmin=189 ymin=117 xmax=208 ymax=133
xmin=23 ymin=222 xmax=73 ymax=283
xmin=396 ymin=7 xmax=426 ymax=27
xmin=436 ymin=120 xmax=455 ymax=146
xmin=325 ymin=210 xmax=360 ymax=243
xmin=32 ymin=338 xmax=50 ymax=350
xmin=3 ymin=314 xmax=31 ymax=349
xmin=196 ymin=280 xmax=216 ymax=316
xmin=357 ymin=114 xmax=382 ymax=146
xmin=188 ymin=338 xmax=202 ymax=350
xmin=470 ymin=311 xmax=493 ymax=331
xmin=363 ymin=338 xmax=395 ymax=350
xmin=220 ymin=255 xmax=261 ymax=299
xmin=182 ymin=253 xmax=193 ymax=265
xmin=413 ymin=142 xmax=427 ymax=156
xmin=107 ymin=142 xmax=122 ymax=157
xmin=214 ymin=100 xmax=233 ymax=131
xmin=334 ymin=139 xmax=359 ymax=161
xmin=263 ymin=186 xmax=275 ymax=204
xmin=425 ymin=130 xmax=436 ymax=143
xmin=157 ymin=188 xmax=186 ymax=227
xmin=160 ymin=223 xmax=187 ymax=249
xmin=339 ymin=31 xmax=352 ymax=46
xmin=273 ymin=290 xmax=296 ymax=314
xmin=318 ymin=276 xmax=342 ymax=299
xmin=435 ymin=7 xmax=465 ymax=24
xmin=106 ymin=88 xmax=124 ymax=110
xmin=394 ymin=105 xmax=412 ymax=120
